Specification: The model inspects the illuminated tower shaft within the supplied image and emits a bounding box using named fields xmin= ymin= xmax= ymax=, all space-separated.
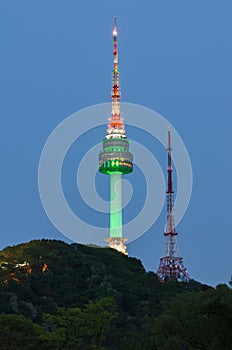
xmin=157 ymin=128 xmax=190 ymax=282
xmin=110 ymin=172 xmax=122 ymax=237
xmin=99 ymin=17 xmax=133 ymax=255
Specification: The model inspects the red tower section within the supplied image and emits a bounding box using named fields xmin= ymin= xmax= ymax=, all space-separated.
xmin=157 ymin=128 xmax=190 ymax=282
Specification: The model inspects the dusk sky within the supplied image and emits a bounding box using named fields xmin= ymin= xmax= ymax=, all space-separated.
xmin=0 ymin=1 xmax=231 ymax=286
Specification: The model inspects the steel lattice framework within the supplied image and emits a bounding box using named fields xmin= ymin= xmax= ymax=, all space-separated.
xmin=157 ymin=128 xmax=190 ymax=282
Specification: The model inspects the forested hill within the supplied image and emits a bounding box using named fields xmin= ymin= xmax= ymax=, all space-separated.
xmin=0 ymin=239 xmax=231 ymax=350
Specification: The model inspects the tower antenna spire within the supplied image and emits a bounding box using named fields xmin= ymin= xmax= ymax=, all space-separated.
xmin=114 ymin=15 xmax=117 ymax=29
xmin=157 ymin=128 xmax=190 ymax=282
xmin=99 ymin=17 xmax=133 ymax=255
xmin=107 ymin=15 xmax=125 ymax=137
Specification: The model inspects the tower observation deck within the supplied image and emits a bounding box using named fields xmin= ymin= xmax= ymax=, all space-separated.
xmin=156 ymin=128 xmax=190 ymax=282
xmin=99 ymin=17 xmax=133 ymax=255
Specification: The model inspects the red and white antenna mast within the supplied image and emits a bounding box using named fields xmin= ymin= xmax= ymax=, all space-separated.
xmin=105 ymin=16 xmax=126 ymax=139
xmin=157 ymin=127 xmax=190 ymax=282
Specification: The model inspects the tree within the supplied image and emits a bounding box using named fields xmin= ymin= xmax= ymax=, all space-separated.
xmin=152 ymin=284 xmax=232 ymax=350
xmin=0 ymin=314 xmax=57 ymax=350
xmin=43 ymin=297 xmax=117 ymax=349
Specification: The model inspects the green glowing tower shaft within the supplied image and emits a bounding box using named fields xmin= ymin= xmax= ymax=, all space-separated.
xmin=99 ymin=17 xmax=133 ymax=254
xmin=110 ymin=172 xmax=122 ymax=238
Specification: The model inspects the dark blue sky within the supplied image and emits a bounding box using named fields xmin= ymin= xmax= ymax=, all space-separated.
xmin=0 ymin=1 xmax=231 ymax=286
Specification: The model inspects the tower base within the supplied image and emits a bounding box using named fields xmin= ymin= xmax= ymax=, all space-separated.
xmin=105 ymin=237 xmax=128 ymax=255
xmin=157 ymin=256 xmax=190 ymax=283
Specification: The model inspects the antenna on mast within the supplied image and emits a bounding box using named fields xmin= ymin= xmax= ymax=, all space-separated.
xmin=156 ymin=127 xmax=190 ymax=282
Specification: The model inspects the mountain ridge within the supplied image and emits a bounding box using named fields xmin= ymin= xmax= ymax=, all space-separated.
xmin=0 ymin=239 xmax=230 ymax=350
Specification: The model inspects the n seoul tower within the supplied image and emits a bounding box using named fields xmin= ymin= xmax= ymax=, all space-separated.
xmin=157 ymin=128 xmax=190 ymax=282
xmin=99 ymin=17 xmax=133 ymax=255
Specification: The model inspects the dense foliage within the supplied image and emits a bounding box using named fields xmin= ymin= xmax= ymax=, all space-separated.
xmin=0 ymin=239 xmax=230 ymax=349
